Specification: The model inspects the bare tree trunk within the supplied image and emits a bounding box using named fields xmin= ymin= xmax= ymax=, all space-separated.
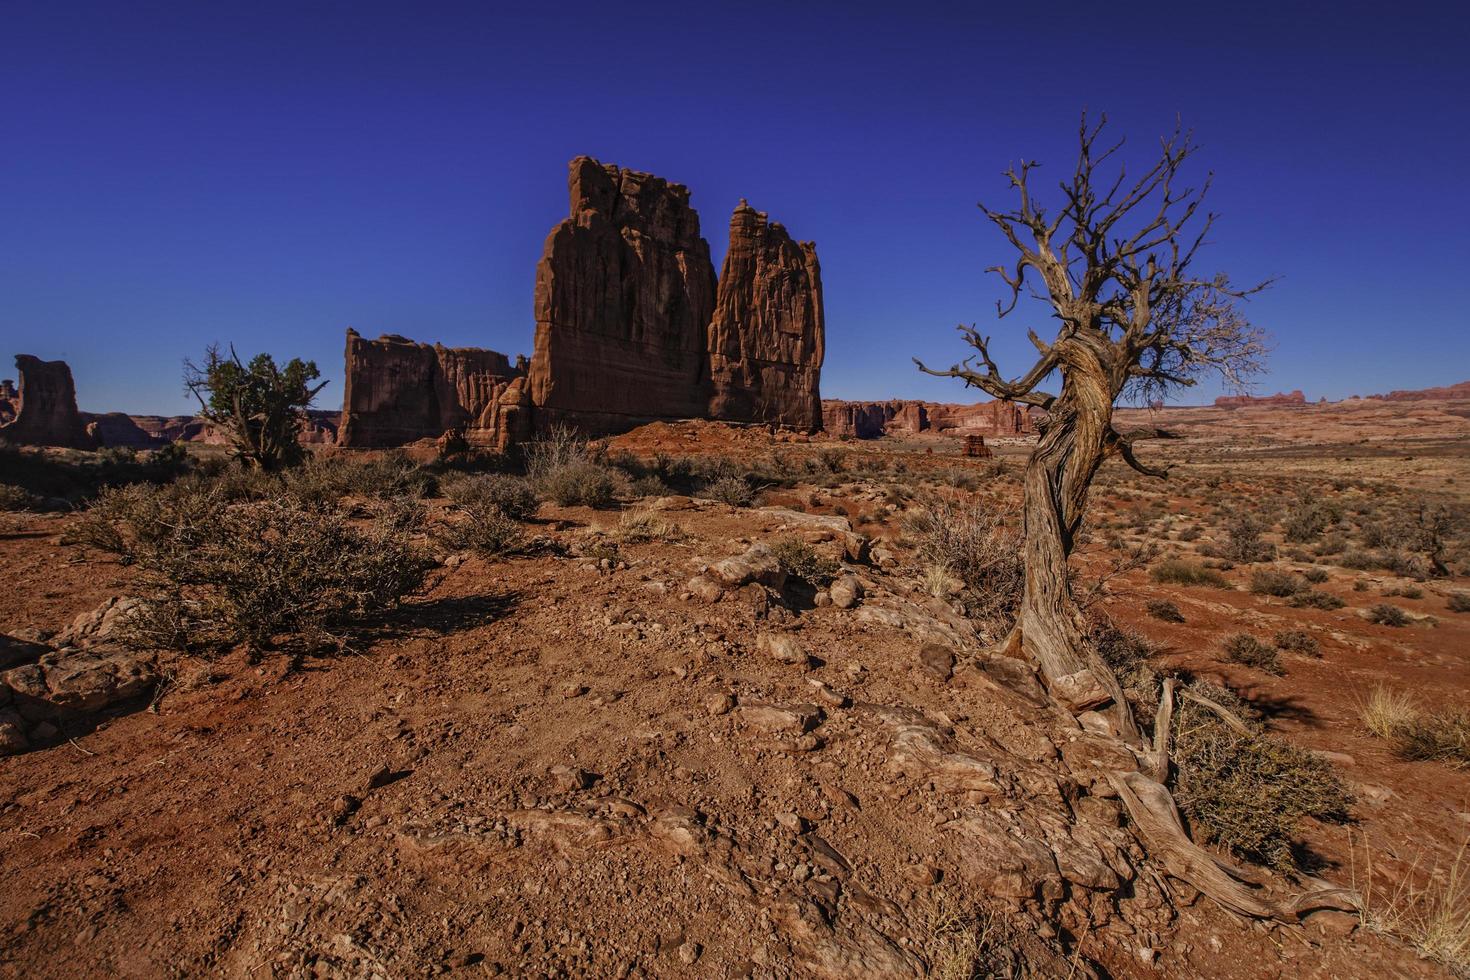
xmin=1010 ymin=338 xmax=1139 ymax=740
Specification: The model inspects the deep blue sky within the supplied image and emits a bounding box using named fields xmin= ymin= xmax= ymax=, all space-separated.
xmin=3 ymin=1 xmax=1467 ymax=415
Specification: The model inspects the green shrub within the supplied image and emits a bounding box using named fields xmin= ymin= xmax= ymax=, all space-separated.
xmin=1368 ymin=603 xmax=1411 ymax=627
xmin=1287 ymin=590 xmax=1346 ymax=610
xmin=109 ymin=491 xmax=431 ymax=653
xmin=446 ymin=474 xmax=538 ymax=520
xmin=0 ymin=483 xmax=41 ymax=511
xmin=1171 ymin=691 xmax=1352 ymax=871
xmin=1151 ymin=559 xmax=1229 ymax=588
xmin=1222 ymin=633 xmax=1283 ymax=674
xmin=1273 ymin=629 xmax=1321 ymax=657
xmin=772 ymin=536 xmax=840 ymax=587
xmin=1146 ymin=598 xmax=1185 ymax=623
xmin=1249 ymin=568 xmax=1303 ymax=597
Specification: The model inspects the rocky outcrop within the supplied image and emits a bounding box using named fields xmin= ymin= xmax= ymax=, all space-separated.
xmin=705 ymin=201 xmax=825 ymax=432
xmin=822 ymin=398 xmax=1034 ymax=439
xmin=1214 ymin=390 xmax=1307 ymax=408
xmin=1364 ymin=380 xmax=1470 ymax=402
xmin=337 ymin=332 xmax=529 ymax=450
xmin=530 ymin=158 xmax=718 ymax=434
xmin=0 ymin=355 xmax=92 ymax=449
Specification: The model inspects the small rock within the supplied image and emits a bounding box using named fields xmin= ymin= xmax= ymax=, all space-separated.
xmin=757 ymin=632 xmax=812 ymax=669
xmin=1304 ymin=909 xmax=1358 ymax=938
xmin=829 ymin=575 xmax=864 ymax=609
xmin=677 ymin=941 xmax=702 ymax=966
xmin=705 ymin=693 xmax=735 ymax=716
xmin=739 ymin=703 xmax=824 ymax=734
xmin=329 ymin=794 xmax=361 ymax=826
xmin=550 ymin=765 xmax=597 ymax=792
xmin=918 ymin=643 xmax=956 ymax=682
xmin=685 ymin=576 xmax=724 ymax=603
xmin=774 ymin=812 xmax=809 ymax=833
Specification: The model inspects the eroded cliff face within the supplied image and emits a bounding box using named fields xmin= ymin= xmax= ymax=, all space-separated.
xmin=0 ymin=356 xmax=92 ymax=449
xmin=337 ymin=332 xmax=528 ymax=450
xmin=529 ymin=157 xmax=718 ymax=433
xmin=821 ymin=398 xmax=1034 ymax=439
xmin=705 ymin=201 xmax=825 ymax=432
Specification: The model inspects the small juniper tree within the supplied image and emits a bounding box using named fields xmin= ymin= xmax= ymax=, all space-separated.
xmin=916 ymin=116 xmax=1269 ymax=736
xmin=185 ymin=345 xmax=327 ymax=471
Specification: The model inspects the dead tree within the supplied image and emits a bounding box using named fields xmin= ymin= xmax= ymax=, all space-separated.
xmin=916 ymin=116 xmax=1268 ymax=737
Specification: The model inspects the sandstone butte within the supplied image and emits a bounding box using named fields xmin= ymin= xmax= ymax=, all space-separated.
xmin=0 ymin=355 xmax=92 ymax=449
xmin=338 ymin=156 xmax=829 ymax=448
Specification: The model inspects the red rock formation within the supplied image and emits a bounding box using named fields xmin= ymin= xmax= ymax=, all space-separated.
xmin=821 ymin=398 xmax=1033 ymax=439
xmin=337 ymin=331 xmax=527 ymax=450
xmin=705 ymin=201 xmax=825 ymax=432
xmin=1365 ymin=380 xmax=1470 ymax=402
xmin=530 ymin=157 xmax=717 ymax=433
xmin=0 ymin=355 xmax=92 ymax=448
xmin=1213 ymin=390 xmax=1307 ymax=408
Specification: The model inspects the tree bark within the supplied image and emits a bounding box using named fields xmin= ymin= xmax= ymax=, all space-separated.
xmin=1011 ymin=336 xmax=1140 ymax=740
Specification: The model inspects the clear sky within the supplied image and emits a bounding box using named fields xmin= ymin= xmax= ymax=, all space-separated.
xmin=3 ymin=0 xmax=1467 ymax=415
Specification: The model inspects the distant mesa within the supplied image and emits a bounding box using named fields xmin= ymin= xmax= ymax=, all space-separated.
xmin=1213 ymin=390 xmax=1307 ymax=408
xmin=1363 ymin=380 xmax=1470 ymax=402
xmin=821 ymin=399 xmax=1036 ymax=439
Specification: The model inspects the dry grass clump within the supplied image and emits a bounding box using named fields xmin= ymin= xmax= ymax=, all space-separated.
xmin=700 ymin=475 xmax=754 ymax=507
xmin=1150 ymin=558 xmax=1229 ymax=588
xmin=1249 ymin=568 xmax=1303 ymax=597
xmin=1355 ymin=837 xmax=1470 ymax=972
xmin=1146 ymin=598 xmax=1185 ymax=623
xmin=905 ymin=497 xmax=1022 ymax=627
xmin=616 ymin=507 xmax=685 ymax=544
xmin=1222 ymin=633 xmax=1283 ymax=674
xmin=1356 ymin=686 xmax=1470 ymax=769
xmin=917 ymin=894 xmax=1025 ymax=980
xmin=772 ymin=536 xmax=839 ymax=587
xmin=1171 ymin=685 xmax=1352 ymax=872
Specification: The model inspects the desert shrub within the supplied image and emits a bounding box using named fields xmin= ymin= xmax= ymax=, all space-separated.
xmin=1150 ymin=559 xmax=1229 ymax=588
xmin=1222 ymin=633 xmax=1283 ymax=674
xmin=702 ymin=475 xmax=754 ymax=507
xmin=815 ymin=448 xmax=847 ymax=472
xmin=1447 ymin=593 xmax=1470 ymax=613
xmin=288 ymin=452 xmax=437 ymax=502
xmin=772 ymin=536 xmax=839 ymax=587
xmin=1273 ymin=629 xmax=1321 ymax=657
xmin=445 ymin=474 xmax=538 ymax=521
xmin=184 ymin=345 xmax=324 ymax=471
xmin=1368 ymin=603 xmax=1411 ymax=627
xmin=1384 ymin=584 xmax=1424 ymax=599
xmin=1221 ymin=513 xmax=1277 ymax=563
xmin=1171 ymin=690 xmax=1352 ymax=871
xmin=1303 ymin=566 xmax=1330 ymax=583
xmin=525 ymin=425 xmax=619 ymax=508
xmin=1283 ymin=499 xmax=1339 ymax=543
xmin=1287 ymin=590 xmax=1346 ymax=610
xmin=0 ymin=483 xmax=41 ymax=511
xmin=110 ymin=492 xmax=431 ymax=653
xmin=905 ymin=497 xmax=1022 ymax=626
xmin=1249 ymin=568 xmax=1303 ymax=597
xmin=1316 ymin=531 xmax=1348 ymax=556
xmin=1177 ymin=524 xmax=1202 ymax=542
xmin=1394 ymin=712 xmax=1470 ymax=768
xmin=438 ymin=506 xmax=523 ymax=556
xmin=1146 ymin=598 xmax=1185 ymax=623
